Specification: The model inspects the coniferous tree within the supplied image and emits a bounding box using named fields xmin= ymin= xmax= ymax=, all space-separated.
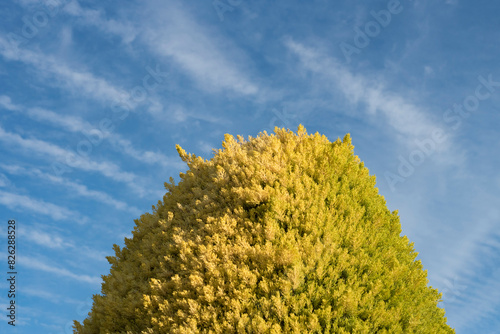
xmin=74 ymin=125 xmax=454 ymax=333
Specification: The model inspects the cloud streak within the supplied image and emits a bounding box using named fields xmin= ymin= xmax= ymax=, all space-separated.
xmin=0 ymin=124 xmax=149 ymax=196
xmin=0 ymin=35 xmax=129 ymax=105
xmin=19 ymin=255 xmax=102 ymax=285
xmin=0 ymin=163 xmax=141 ymax=215
xmin=20 ymin=225 xmax=74 ymax=249
xmin=141 ymin=2 xmax=259 ymax=96
xmin=284 ymin=39 xmax=448 ymax=149
xmin=1 ymin=95 xmax=185 ymax=170
xmin=0 ymin=189 xmax=85 ymax=222
xmin=17 ymin=224 xmax=110 ymax=263
xmin=63 ymin=1 xmax=138 ymax=44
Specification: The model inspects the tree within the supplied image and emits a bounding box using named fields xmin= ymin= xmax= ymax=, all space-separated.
xmin=74 ymin=125 xmax=455 ymax=333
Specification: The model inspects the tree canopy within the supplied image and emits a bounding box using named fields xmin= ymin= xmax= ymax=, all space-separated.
xmin=74 ymin=125 xmax=454 ymax=333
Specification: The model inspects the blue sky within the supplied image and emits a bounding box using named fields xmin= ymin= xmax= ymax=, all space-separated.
xmin=0 ymin=0 xmax=499 ymax=333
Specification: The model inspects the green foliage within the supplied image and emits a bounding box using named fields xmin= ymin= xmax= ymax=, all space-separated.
xmin=74 ymin=125 xmax=454 ymax=333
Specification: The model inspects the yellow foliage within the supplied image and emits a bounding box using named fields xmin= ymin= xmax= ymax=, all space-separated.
xmin=74 ymin=126 xmax=454 ymax=333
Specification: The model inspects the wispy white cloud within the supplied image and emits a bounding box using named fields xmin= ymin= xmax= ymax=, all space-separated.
xmin=197 ymin=140 xmax=216 ymax=155
xmin=13 ymin=0 xmax=137 ymax=46
xmin=13 ymin=1 xmax=265 ymax=103
xmin=22 ymin=286 xmax=81 ymax=305
xmin=284 ymin=39 xmax=449 ymax=150
xmin=0 ymin=35 xmax=130 ymax=105
xmin=0 ymin=123 xmax=74 ymax=161
xmin=63 ymin=0 xmax=138 ymax=44
xmin=5 ymin=219 xmax=111 ymax=263
xmin=431 ymin=207 xmax=500 ymax=329
xmin=0 ymin=163 xmax=141 ymax=215
xmin=13 ymin=0 xmax=64 ymax=6
xmin=148 ymin=100 xmax=231 ymax=126
xmin=17 ymin=223 xmax=109 ymax=262
xmin=78 ymin=246 xmax=110 ymax=263
xmin=108 ymin=135 xmax=185 ymax=169
xmin=446 ymin=267 xmax=500 ymax=331
xmin=0 ymin=173 xmax=10 ymax=187
xmin=2 ymin=96 xmax=185 ymax=170
xmin=141 ymin=2 xmax=259 ymax=96
xmin=434 ymin=219 xmax=496 ymax=283
xmin=19 ymin=225 xmax=73 ymax=249
xmin=0 ymin=189 xmax=85 ymax=222
xmin=0 ymin=95 xmax=21 ymax=110
xmin=19 ymin=255 xmax=102 ymax=285
xmin=24 ymin=106 xmax=93 ymax=133
xmin=0 ymin=124 xmax=149 ymax=196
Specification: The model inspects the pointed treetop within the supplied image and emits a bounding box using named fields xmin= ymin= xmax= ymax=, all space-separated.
xmin=343 ymin=133 xmax=352 ymax=145
xmin=297 ymin=124 xmax=307 ymax=137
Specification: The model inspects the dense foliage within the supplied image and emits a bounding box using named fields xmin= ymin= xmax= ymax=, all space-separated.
xmin=74 ymin=125 xmax=454 ymax=333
